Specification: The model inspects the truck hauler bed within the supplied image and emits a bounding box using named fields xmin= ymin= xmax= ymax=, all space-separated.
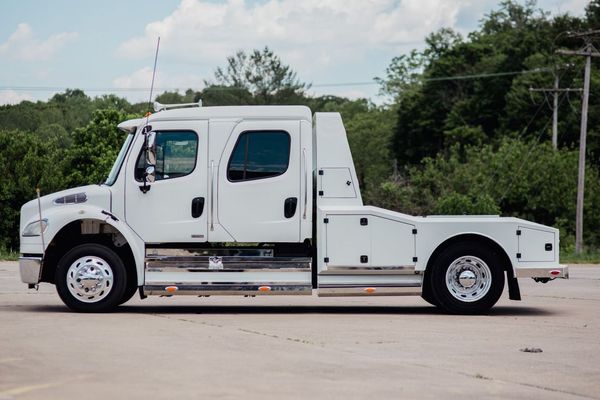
xmin=18 ymin=104 xmax=568 ymax=314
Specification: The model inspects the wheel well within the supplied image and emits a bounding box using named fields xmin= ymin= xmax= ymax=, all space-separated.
xmin=41 ymin=219 xmax=137 ymax=288
xmin=422 ymin=233 xmax=516 ymax=300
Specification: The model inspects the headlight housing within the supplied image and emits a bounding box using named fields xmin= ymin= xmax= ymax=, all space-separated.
xmin=22 ymin=219 xmax=48 ymax=237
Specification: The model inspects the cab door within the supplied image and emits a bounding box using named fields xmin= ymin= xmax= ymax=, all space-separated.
xmin=125 ymin=120 xmax=208 ymax=243
xmin=214 ymin=120 xmax=301 ymax=242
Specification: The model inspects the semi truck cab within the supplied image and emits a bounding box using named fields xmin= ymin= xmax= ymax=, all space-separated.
xmin=19 ymin=104 xmax=568 ymax=313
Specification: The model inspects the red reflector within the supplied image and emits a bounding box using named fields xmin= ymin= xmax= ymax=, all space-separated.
xmin=550 ymin=270 xmax=561 ymax=276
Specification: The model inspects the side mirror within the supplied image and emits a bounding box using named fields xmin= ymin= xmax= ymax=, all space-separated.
xmin=140 ymin=131 xmax=156 ymax=193
xmin=145 ymin=165 xmax=156 ymax=183
xmin=146 ymin=131 xmax=157 ymax=165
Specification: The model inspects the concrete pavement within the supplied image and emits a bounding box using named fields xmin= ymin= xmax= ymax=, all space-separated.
xmin=1 ymin=261 xmax=599 ymax=399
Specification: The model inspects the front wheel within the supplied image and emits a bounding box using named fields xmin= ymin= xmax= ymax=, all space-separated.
xmin=429 ymin=242 xmax=505 ymax=314
xmin=55 ymin=244 xmax=127 ymax=312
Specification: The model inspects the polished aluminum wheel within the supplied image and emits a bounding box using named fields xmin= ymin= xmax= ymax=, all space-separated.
xmin=445 ymin=255 xmax=492 ymax=302
xmin=66 ymin=256 xmax=114 ymax=303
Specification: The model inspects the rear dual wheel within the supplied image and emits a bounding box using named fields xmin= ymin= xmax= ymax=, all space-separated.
xmin=428 ymin=242 xmax=505 ymax=314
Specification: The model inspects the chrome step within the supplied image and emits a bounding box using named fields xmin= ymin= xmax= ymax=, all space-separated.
xmin=143 ymin=283 xmax=312 ymax=296
xmin=318 ymin=283 xmax=422 ymax=297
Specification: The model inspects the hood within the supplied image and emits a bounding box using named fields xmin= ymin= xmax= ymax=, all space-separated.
xmin=20 ymin=185 xmax=112 ymax=232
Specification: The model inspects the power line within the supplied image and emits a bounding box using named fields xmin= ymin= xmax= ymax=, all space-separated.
xmin=0 ymin=66 xmax=557 ymax=93
xmin=556 ymin=30 xmax=600 ymax=253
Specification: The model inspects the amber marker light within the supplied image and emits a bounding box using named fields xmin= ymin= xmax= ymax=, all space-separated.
xmin=258 ymin=286 xmax=271 ymax=292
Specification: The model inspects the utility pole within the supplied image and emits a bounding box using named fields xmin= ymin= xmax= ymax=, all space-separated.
xmin=557 ymin=30 xmax=600 ymax=253
xmin=529 ymin=70 xmax=582 ymax=149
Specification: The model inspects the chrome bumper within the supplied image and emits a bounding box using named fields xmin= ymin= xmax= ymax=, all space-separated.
xmin=515 ymin=265 xmax=569 ymax=279
xmin=19 ymin=256 xmax=43 ymax=284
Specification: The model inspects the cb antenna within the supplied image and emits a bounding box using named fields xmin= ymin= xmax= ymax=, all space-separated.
xmin=140 ymin=36 xmax=160 ymax=195
xmin=146 ymin=36 xmax=161 ymax=123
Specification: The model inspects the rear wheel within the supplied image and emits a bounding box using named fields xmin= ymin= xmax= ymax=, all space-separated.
xmin=55 ymin=244 xmax=127 ymax=312
xmin=429 ymin=242 xmax=505 ymax=314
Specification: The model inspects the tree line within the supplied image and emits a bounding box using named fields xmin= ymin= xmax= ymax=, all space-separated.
xmin=1 ymin=0 xmax=599 ymax=254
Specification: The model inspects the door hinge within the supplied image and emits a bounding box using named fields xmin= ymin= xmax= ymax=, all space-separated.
xmin=412 ymin=256 xmax=418 ymax=262
xmin=412 ymin=228 xmax=417 ymax=234
xmin=516 ymin=253 xmax=522 ymax=259
xmin=324 ymin=257 xmax=329 ymax=263
xmin=516 ymin=229 xmax=521 ymax=236
xmin=323 ymin=218 xmax=329 ymax=223
xmin=318 ymin=170 xmax=324 ymax=175
xmin=318 ymin=190 xmax=324 ymax=196
xmin=360 ymin=217 xmax=368 ymax=226
xmin=360 ymin=255 xmax=368 ymax=263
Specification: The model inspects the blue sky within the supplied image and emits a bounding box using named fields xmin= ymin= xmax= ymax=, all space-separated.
xmin=0 ymin=0 xmax=589 ymax=105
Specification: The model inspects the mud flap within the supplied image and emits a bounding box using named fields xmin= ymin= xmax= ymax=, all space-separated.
xmin=507 ymin=275 xmax=521 ymax=301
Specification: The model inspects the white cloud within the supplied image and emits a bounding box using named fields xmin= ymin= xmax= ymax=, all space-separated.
xmin=0 ymin=90 xmax=34 ymax=105
xmin=113 ymin=67 xmax=205 ymax=101
xmin=117 ymin=0 xmax=472 ymax=74
xmin=0 ymin=23 xmax=78 ymax=61
xmin=555 ymin=0 xmax=589 ymax=15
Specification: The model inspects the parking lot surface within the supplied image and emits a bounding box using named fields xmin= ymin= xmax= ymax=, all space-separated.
xmin=1 ymin=261 xmax=599 ymax=399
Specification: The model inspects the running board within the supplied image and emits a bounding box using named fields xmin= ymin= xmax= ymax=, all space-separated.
xmin=318 ymin=284 xmax=422 ymax=297
xmin=143 ymin=283 xmax=312 ymax=296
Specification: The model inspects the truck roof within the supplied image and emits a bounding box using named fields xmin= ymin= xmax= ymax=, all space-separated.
xmin=117 ymin=105 xmax=312 ymax=132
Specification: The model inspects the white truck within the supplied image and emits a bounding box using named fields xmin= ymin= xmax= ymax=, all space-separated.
xmin=19 ymin=103 xmax=568 ymax=313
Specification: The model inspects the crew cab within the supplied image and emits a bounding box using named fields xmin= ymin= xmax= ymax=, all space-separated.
xmin=19 ymin=103 xmax=568 ymax=313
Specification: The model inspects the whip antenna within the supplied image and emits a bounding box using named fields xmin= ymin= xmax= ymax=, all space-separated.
xmin=146 ymin=36 xmax=161 ymax=118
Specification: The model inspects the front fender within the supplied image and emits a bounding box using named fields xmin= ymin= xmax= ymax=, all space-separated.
xmin=21 ymin=205 xmax=145 ymax=284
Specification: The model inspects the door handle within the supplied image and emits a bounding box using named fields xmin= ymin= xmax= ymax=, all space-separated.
xmin=191 ymin=197 xmax=205 ymax=218
xmin=284 ymin=197 xmax=298 ymax=219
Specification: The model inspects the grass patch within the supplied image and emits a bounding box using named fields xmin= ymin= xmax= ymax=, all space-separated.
xmin=561 ymin=250 xmax=600 ymax=264
xmin=0 ymin=248 xmax=19 ymax=261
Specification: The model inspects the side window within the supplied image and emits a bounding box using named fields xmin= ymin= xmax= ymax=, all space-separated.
xmin=227 ymin=130 xmax=290 ymax=182
xmin=135 ymin=130 xmax=198 ymax=181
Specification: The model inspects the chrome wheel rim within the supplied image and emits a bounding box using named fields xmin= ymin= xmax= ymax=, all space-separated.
xmin=66 ymin=256 xmax=114 ymax=303
xmin=445 ymin=255 xmax=491 ymax=302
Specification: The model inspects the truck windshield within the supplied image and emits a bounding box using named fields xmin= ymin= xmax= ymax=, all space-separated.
xmin=104 ymin=133 xmax=134 ymax=186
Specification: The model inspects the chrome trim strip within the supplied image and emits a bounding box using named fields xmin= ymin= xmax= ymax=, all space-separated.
xmin=19 ymin=256 xmax=43 ymax=284
xmin=210 ymin=160 xmax=215 ymax=231
xmin=143 ymin=283 xmax=312 ymax=296
xmin=321 ymin=265 xmax=417 ymax=275
xmin=302 ymin=147 xmax=307 ymax=219
xmin=515 ymin=265 xmax=569 ymax=279
xmin=318 ymin=285 xmax=422 ymax=297
xmin=145 ymin=256 xmax=311 ymax=272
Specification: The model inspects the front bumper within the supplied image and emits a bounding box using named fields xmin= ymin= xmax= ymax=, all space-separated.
xmin=515 ymin=265 xmax=569 ymax=279
xmin=19 ymin=256 xmax=43 ymax=284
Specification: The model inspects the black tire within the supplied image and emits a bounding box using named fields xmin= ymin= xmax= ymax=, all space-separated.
xmin=119 ymin=281 xmax=139 ymax=305
xmin=55 ymin=243 xmax=127 ymax=312
xmin=429 ymin=242 xmax=505 ymax=315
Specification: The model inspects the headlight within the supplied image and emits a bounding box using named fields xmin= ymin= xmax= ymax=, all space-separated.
xmin=22 ymin=219 xmax=48 ymax=237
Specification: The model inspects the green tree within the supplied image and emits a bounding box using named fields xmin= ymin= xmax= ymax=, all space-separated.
xmin=0 ymin=130 xmax=66 ymax=250
xmin=207 ymin=47 xmax=308 ymax=104
xmin=64 ymin=109 xmax=133 ymax=186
